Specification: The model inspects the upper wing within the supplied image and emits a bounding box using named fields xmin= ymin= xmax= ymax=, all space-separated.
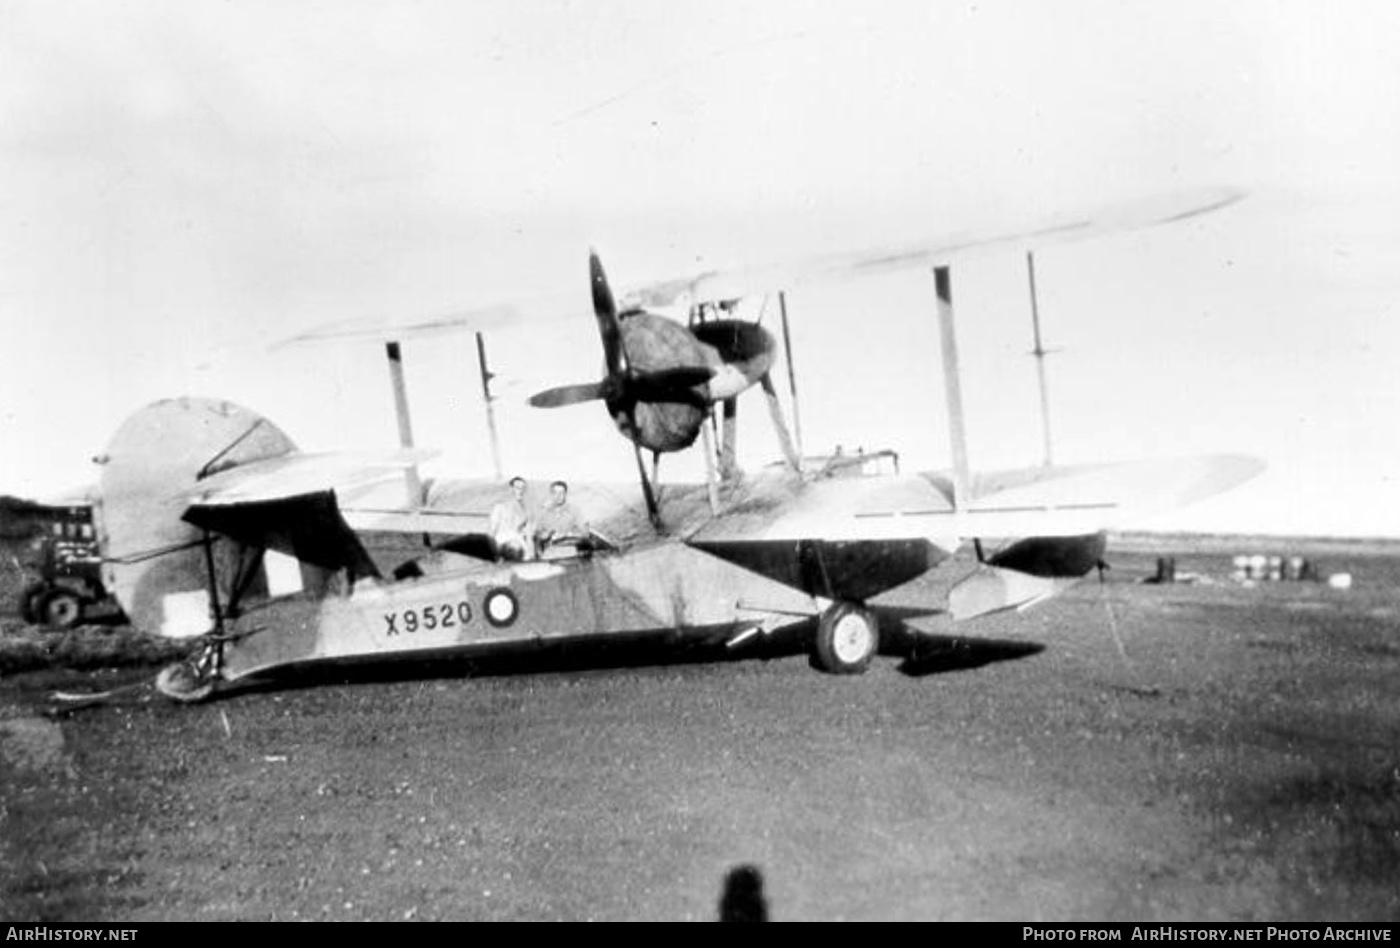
xmin=621 ymin=187 xmax=1244 ymax=310
xmin=278 ymin=188 xmax=1243 ymax=346
xmin=275 ymin=292 xmax=586 ymax=347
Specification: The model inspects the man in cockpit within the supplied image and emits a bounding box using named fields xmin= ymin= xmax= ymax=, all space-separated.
xmin=489 ymin=476 xmax=537 ymax=561
xmin=535 ymin=480 xmax=589 ymax=557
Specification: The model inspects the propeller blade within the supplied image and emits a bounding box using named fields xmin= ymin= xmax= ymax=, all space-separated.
xmin=590 ymin=250 xmax=626 ymax=379
xmin=627 ymin=366 xmax=715 ymax=403
xmin=528 ymin=382 xmax=608 ymax=408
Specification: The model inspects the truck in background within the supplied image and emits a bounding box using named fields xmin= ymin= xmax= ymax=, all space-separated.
xmin=12 ymin=502 xmax=120 ymax=628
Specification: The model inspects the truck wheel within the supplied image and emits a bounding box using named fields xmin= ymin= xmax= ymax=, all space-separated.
xmin=39 ymin=590 xmax=84 ymax=629
xmin=20 ymin=583 xmax=48 ymax=624
xmin=812 ymin=602 xmax=879 ymax=674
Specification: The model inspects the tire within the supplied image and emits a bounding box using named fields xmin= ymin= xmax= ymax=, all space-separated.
xmin=155 ymin=663 xmax=216 ymax=704
xmin=19 ymin=583 xmax=48 ymax=624
xmin=39 ymin=589 xmax=84 ymax=629
xmin=812 ymin=602 xmax=879 ymax=674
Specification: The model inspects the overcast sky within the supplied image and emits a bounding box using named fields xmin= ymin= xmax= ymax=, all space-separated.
xmin=3 ymin=1 xmax=1399 ymax=536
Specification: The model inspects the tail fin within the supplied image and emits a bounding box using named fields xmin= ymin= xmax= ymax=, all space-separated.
xmin=97 ymin=398 xmax=296 ymax=638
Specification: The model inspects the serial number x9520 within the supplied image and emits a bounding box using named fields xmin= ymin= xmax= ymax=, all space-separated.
xmin=384 ymin=601 xmax=473 ymax=635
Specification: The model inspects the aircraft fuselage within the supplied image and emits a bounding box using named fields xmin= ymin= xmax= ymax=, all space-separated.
xmin=215 ymin=540 xmax=839 ymax=686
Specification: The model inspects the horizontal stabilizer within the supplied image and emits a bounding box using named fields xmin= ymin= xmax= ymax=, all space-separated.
xmin=185 ymin=449 xmax=438 ymax=506
xmin=341 ymin=506 xmax=489 ymax=535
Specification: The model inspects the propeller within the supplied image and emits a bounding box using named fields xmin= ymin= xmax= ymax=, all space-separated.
xmin=524 ymin=251 xmax=797 ymax=525
xmin=527 ymin=250 xmax=723 ymax=528
xmin=528 ymin=251 xmax=716 ymax=412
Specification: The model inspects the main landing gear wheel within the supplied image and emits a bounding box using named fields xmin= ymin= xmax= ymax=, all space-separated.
xmin=155 ymin=662 xmax=217 ymax=704
xmin=812 ymin=602 xmax=879 ymax=674
xmin=39 ymin=590 xmax=84 ymax=629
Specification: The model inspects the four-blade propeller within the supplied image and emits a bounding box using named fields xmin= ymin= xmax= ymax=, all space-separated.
xmin=528 ymin=252 xmax=716 ymax=413
xmin=527 ymin=251 xmax=731 ymax=526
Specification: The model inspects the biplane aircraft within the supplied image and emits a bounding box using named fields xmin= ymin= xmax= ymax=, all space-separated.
xmin=91 ymin=188 xmax=1263 ymax=702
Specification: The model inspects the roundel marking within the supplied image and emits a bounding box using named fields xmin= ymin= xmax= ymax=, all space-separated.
xmin=484 ymin=588 xmax=519 ymax=627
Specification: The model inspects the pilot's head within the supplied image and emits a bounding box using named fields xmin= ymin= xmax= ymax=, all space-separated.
xmin=550 ymin=480 xmax=568 ymax=504
xmin=509 ymin=476 xmax=527 ymax=497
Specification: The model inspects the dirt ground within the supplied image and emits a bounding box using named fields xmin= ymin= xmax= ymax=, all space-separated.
xmin=1 ymin=543 xmax=1398 ymax=921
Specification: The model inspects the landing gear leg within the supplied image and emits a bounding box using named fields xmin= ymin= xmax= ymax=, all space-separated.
xmin=812 ymin=602 xmax=879 ymax=674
